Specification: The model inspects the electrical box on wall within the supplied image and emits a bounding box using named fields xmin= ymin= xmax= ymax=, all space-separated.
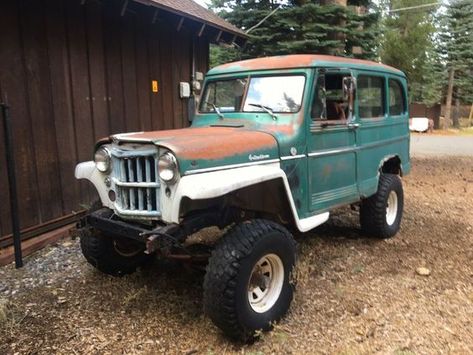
xmin=195 ymin=71 xmax=204 ymax=81
xmin=179 ymin=82 xmax=191 ymax=98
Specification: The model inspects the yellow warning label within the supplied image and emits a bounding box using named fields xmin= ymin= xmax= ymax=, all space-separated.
xmin=152 ymin=80 xmax=158 ymax=93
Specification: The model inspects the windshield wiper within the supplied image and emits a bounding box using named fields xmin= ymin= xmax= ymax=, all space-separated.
xmin=204 ymin=101 xmax=224 ymax=119
xmin=204 ymin=101 xmax=225 ymax=120
xmin=248 ymin=103 xmax=277 ymax=120
xmin=212 ymin=104 xmax=224 ymax=119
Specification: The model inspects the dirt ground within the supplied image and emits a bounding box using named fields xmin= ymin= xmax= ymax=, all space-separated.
xmin=1 ymin=157 xmax=472 ymax=355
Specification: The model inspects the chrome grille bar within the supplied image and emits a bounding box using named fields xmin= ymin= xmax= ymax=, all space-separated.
xmin=145 ymin=158 xmax=152 ymax=211
xmin=110 ymin=144 xmax=160 ymax=219
xmin=137 ymin=157 xmax=144 ymax=211
xmin=128 ymin=159 xmax=136 ymax=210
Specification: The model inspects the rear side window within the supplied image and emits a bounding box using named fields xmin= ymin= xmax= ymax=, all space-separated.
xmin=358 ymin=76 xmax=385 ymax=119
xmin=389 ymin=79 xmax=405 ymax=115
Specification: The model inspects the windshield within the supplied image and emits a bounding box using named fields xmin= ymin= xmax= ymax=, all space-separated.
xmin=200 ymin=78 xmax=247 ymax=113
xmin=199 ymin=75 xmax=305 ymax=114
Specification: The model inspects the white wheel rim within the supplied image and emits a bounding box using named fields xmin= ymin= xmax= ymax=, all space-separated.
xmin=247 ymin=254 xmax=284 ymax=314
xmin=386 ymin=191 xmax=398 ymax=226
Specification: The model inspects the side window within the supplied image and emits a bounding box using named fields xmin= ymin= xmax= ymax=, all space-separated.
xmin=311 ymin=73 xmax=350 ymax=121
xmin=358 ymin=75 xmax=385 ymax=119
xmin=389 ymin=79 xmax=405 ymax=116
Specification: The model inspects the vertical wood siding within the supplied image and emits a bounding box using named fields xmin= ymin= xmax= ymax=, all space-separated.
xmin=0 ymin=0 xmax=209 ymax=237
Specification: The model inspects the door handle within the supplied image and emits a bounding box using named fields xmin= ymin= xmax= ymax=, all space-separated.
xmin=348 ymin=123 xmax=360 ymax=129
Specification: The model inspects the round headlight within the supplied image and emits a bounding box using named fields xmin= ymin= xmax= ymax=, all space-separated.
xmin=94 ymin=146 xmax=111 ymax=173
xmin=158 ymin=152 xmax=178 ymax=183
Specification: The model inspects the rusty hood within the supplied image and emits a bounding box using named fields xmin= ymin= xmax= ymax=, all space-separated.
xmin=111 ymin=126 xmax=280 ymax=174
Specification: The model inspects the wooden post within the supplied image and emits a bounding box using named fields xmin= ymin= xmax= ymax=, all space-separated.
xmin=1 ymin=103 xmax=23 ymax=268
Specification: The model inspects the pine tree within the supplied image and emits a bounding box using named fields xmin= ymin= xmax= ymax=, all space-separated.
xmin=421 ymin=46 xmax=447 ymax=107
xmin=209 ymin=0 xmax=381 ymax=66
xmin=421 ymin=10 xmax=448 ymax=107
xmin=380 ymin=0 xmax=439 ymax=103
xmin=442 ymin=0 xmax=473 ymax=127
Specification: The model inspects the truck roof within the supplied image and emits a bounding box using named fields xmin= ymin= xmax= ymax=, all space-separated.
xmin=208 ymin=54 xmax=405 ymax=77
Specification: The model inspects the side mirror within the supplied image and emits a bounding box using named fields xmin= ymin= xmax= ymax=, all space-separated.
xmin=343 ymin=76 xmax=356 ymax=121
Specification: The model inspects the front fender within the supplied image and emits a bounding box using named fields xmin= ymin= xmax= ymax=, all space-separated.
xmin=75 ymin=161 xmax=114 ymax=209
xmin=165 ymin=163 xmax=328 ymax=232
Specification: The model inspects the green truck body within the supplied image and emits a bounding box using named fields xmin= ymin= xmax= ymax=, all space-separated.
xmin=75 ymin=54 xmax=410 ymax=340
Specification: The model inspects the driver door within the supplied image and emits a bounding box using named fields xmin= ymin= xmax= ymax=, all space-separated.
xmin=307 ymin=69 xmax=359 ymax=212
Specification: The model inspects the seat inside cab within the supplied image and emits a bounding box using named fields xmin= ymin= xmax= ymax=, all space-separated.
xmin=311 ymin=73 xmax=349 ymax=121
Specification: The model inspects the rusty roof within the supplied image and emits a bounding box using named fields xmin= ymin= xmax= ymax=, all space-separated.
xmin=209 ymin=54 xmax=404 ymax=76
xmin=133 ymin=0 xmax=247 ymax=39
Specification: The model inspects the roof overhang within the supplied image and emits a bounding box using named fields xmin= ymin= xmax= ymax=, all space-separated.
xmin=131 ymin=0 xmax=248 ymax=46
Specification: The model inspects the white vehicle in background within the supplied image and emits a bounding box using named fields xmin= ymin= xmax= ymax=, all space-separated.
xmin=409 ymin=117 xmax=430 ymax=132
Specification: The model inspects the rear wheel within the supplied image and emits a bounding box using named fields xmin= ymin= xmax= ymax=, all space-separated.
xmin=203 ymin=219 xmax=296 ymax=341
xmin=360 ymin=173 xmax=404 ymax=238
xmin=80 ymin=229 xmax=152 ymax=277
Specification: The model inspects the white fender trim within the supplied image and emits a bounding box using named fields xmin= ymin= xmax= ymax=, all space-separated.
xmin=167 ymin=163 xmax=329 ymax=232
xmin=75 ymin=161 xmax=329 ymax=233
xmin=74 ymin=161 xmax=114 ymax=209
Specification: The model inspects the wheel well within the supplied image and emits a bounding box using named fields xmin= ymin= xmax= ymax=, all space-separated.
xmin=380 ymin=156 xmax=402 ymax=176
xmin=179 ymin=178 xmax=295 ymax=228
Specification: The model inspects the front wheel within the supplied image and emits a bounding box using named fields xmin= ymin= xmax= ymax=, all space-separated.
xmin=80 ymin=229 xmax=152 ymax=277
xmin=360 ymin=173 xmax=404 ymax=238
xmin=203 ymin=219 xmax=297 ymax=341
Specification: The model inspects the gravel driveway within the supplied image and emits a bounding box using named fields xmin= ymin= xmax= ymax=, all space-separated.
xmin=1 ymin=157 xmax=473 ymax=354
xmin=410 ymin=134 xmax=473 ymax=157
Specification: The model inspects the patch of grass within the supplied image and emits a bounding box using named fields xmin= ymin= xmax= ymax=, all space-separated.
xmin=122 ymin=286 xmax=148 ymax=307
xmin=0 ymin=299 xmax=24 ymax=338
xmin=273 ymin=329 xmax=289 ymax=342
xmin=394 ymin=349 xmax=416 ymax=355
xmin=459 ymin=127 xmax=473 ymax=135
xmin=0 ymin=299 xmax=8 ymax=324
xmin=352 ymin=264 xmax=364 ymax=274
xmin=431 ymin=127 xmax=473 ymax=136
xmin=246 ymin=351 xmax=265 ymax=355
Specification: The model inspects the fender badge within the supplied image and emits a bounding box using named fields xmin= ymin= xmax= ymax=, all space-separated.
xmin=290 ymin=147 xmax=297 ymax=156
xmin=249 ymin=153 xmax=270 ymax=161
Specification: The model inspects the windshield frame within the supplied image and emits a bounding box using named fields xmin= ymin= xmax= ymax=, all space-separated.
xmin=198 ymin=73 xmax=307 ymax=115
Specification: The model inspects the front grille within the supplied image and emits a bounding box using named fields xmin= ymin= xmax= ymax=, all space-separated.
xmin=111 ymin=145 xmax=161 ymax=218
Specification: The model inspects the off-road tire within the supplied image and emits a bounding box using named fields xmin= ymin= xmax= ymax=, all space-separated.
xmin=360 ymin=173 xmax=404 ymax=238
xmin=80 ymin=230 xmax=152 ymax=277
xmin=203 ymin=219 xmax=296 ymax=341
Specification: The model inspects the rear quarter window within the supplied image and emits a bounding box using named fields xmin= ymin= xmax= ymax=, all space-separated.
xmin=358 ymin=75 xmax=385 ymax=119
xmin=389 ymin=79 xmax=406 ymax=116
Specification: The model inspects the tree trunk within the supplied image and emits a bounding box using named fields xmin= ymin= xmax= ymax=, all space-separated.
xmin=444 ymin=68 xmax=455 ymax=130
xmin=453 ymin=97 xmax=460 ymax=128
xmin=351 ymin=6 xmax=366 ymax=56
xmin=320 ymin=0 xmax=347 ymax=55
xmin=468 ymin=103 xmax=473 ymax=127
xmin=321 ymin=0 xmax=347 ymax=5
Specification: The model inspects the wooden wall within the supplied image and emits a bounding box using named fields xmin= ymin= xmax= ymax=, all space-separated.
xmin=0 ymin=0 xmax=209 ymax=238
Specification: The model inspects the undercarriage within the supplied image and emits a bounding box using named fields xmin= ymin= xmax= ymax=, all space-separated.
xmin=76 ymin=207 xmax=241 ymax=259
